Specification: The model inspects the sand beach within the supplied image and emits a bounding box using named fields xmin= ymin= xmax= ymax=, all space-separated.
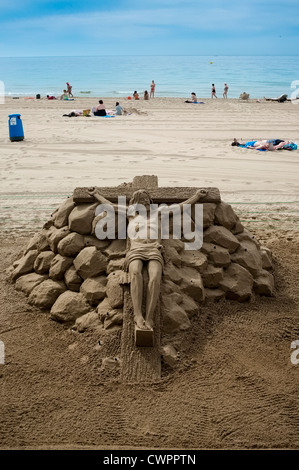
xmin=1 ymin=95 xmax=299 ymax=449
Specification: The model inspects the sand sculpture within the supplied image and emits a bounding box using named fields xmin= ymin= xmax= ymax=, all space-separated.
xmin=8 ymin=175 xmax=275 ymax=380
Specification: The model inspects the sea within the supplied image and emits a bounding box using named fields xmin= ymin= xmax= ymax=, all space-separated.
xmin=0 ymin=55 xmax=298 ymax=99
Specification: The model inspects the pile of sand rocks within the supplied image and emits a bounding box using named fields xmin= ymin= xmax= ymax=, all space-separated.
xmin=8 ymin=193 xmax=274 ymax=336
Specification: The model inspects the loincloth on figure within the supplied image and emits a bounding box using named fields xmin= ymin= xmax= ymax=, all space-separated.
xmin=124 ymin=240 xmax=165 ymax=272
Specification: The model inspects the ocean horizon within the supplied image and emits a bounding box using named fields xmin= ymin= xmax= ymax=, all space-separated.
xmin=0 ymin=55 xmax=298 ymax=99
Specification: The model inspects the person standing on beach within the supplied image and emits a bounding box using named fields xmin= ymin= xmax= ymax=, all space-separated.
xmin=211 ymin=84 xmax=217 ymax=99
xmin=66 ymin=82 xmax=73 ymax=98
xmin=223 ymin=83 xmax=229 ymax=98
xmin=150 ymin=80 xmax=155 ymax=98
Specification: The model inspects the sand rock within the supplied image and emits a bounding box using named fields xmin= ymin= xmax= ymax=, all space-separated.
xmin=36 ymin=229 xmax=51 ymax=252
xmin=103 ymin=310 xmax=123 ymax=329
xmin=201 ymin=265 xmax=224 ymax=288
xmin=163 ymin=262 xmax=183 ymax=284
xmin=106 ymin=271 xmax=124 ymax=308
xmin=28 ymin=279 xmax=66 ymax=309
xmin=53 ymin=197 xmax=75 ymax=228
xmin=104 ymin=240 xmax=127 ymax=259
xmin=80 ymin=276 xmax=107 ymax=305
xmin=97 ymin=298 xmax=123 ymax=329
xmin=12 ymin=250 xmax=38 ymax=281
xmin=214 ymin=202 xmax=239 ymax=230
xmin=49 ymin=255 xmax=73 ymax=280
xmin=107 ymin=258 xmax=125 ymax=274
xmin=23 ymin=232 xmax=41 ymax=255
xmin=73 ymin=246 xmax=108 ymax=279
xmin=231 ymin=240 xmax=262 ymax=276
xmin=161 ymin=300 xmax=191 ymax=334
xmin=47 ymin=226 xmax=70 ymax=252
xmin=180 ymin=250 xmax=208 ymax=273
xmin=64 ymin=266 xmax=82 ymax=292
xmin=163 ymin=244 xmax=182 ymax=267
xmin=161 ymin=344 xmax=179 ymax=367
xmin=199 ymin=203 xmax=216 ymax=229
xmin=208 ymin=245 xmax=230 ymax=267
xmin=203 ymin=225 xmax=240 ymax=253
xmin=180 ymin=294 xmax=199 ymax=318
xmin=204 ymin=288 xmax=226 ymax=302
xmin=75 ymin=311 xmax=102 ymax=332
xmin=163 ymin=239 xmax=184 ymax=253
xmin=34 ymin=251 xmax=55 ymax=274
xmin=57 ymin=232 xmax=85 ymax=257
xmin=180 ymin=266 xmax=205 ymax=301
xmin=84 ymin=235 xmax=110 ymax=250
xmin=231 ymin=221 xmax=244 ymax=235
xmin=160 ymin=279 xmax=181 ymax=296
xmin=200 ymin=242 xmax=215 ymax=255
xmin=50 ymin=291 xmax=92 ymax=324
xmin=15 ymin=272 xmax=48 ymax=296
xmin=68 ymin=203 xmax=98 ymax=235
xmin=254 ymin=270 xmax=275 ymax=296
xmin=261 ymin=247 xmax=273 ymax=270
xmin=101 ymin=356 xmax=120 ymax=370
xmin=219 ymin=263 xmax=253 ymax=302
xmin=236 ymin=229 xmax=259 ymax=247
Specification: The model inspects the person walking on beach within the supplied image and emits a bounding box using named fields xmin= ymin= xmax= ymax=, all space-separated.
xmin=211 ymin=84 xmax=217 ymax=99
xmin=66 ymin=82 xmax=73 ymax=98
xmin=223 ymin=83 xmax=229 ymax=98
xmin=150 ymin=80 xmax=155 ymax=98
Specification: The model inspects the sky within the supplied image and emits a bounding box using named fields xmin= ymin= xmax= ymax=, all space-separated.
xmin=0 ymin=0 xmax=298 ymax=57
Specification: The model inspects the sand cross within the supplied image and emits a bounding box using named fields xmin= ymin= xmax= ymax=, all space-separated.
xmin=73 ymin=175 xmax=220 ymax=352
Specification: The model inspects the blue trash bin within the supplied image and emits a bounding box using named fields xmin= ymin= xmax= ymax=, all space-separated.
xmin=8 ymin=113 xmax=24 ymax=141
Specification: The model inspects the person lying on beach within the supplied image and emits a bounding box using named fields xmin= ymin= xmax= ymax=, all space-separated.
xmin=264 ymin=94 xmax=288 ymax=103
xmin=62 ymin=110 xmax=82 ymax=117
xmin=185 ymin=92 xmax=198 ymax=103
xmin=232 ymin=138 xmax=297 ymax=150
xmin=62 ymin=109 xmax=91 ymax=117
xmin=47 ymin=95 xmax=56 ymax=100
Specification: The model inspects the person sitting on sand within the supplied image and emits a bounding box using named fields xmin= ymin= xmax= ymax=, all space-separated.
xmin=133 ymin=91 xmax=139 ymax=100
xmin=115 ymin=102 xmax=123 ymax=115
xmin=239 ymin=92 xmax=250 ymax=100
xmin=144 ymin=90 xmax=149 ymax=100
xmin=94 ymin=100 xmax=107 ymax=116
xmin=59 ymin=90 xmax=69 ymax=100
xmin=185 ymin=92 xmax=198 ymax=103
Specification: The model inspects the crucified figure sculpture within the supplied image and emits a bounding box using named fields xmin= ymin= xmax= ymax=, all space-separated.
xmin=88 ymin=187 xmax=208 ymax=333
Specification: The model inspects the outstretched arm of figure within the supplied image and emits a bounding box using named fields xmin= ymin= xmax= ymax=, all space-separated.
xmin=88 ymin=187 xmax=120 ymax=210
xmin=178 ymin=189 xmax=208 ymax=209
